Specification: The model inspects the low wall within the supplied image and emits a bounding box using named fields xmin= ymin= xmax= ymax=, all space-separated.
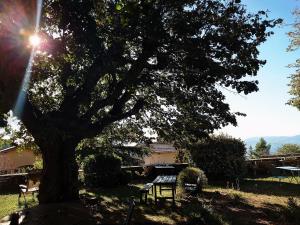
xmin=0 ymin=170 xmax=42 ymax=193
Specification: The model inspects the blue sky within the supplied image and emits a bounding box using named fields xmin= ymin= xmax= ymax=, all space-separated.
xmin=220 ymin=0 xmax=300 ymax=139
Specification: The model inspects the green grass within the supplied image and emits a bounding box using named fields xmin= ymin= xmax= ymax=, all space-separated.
xmin=0 ymin=193 xmax=37 ymax=220
xmin=1 ymin=177 xmax=300 ymax=224
xmin=0 ymin=194 xmax=19 ymax=219
xmin=81 ymin=182 xmax=227 ymax=224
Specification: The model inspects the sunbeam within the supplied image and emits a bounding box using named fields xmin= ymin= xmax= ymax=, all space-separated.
xmin=13 ymin=0 xmax=43 ymax=117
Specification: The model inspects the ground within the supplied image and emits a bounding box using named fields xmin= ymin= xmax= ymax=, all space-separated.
xmin=0 ymin=177 xmax=300 ymax=224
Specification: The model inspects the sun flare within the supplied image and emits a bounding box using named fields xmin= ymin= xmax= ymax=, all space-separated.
xmin=29 ymin=34 xmax=41 ymax=47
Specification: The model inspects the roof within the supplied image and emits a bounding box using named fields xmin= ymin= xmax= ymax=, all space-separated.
xmin=0 ymin=146 xmax=16 ymax=153
xmin=149 ymin=144 xmax=176 ymax=153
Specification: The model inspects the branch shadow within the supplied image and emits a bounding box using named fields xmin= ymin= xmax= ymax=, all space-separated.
xmin=239 ymin=179 xmax=300 ymax=197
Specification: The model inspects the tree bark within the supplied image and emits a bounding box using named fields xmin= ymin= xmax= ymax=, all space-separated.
xmin=37 ymin=134 xmax=80 ymax=203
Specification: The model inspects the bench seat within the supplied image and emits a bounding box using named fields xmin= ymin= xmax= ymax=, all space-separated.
xmin=140 ymin=183 xmax=153 ymax=203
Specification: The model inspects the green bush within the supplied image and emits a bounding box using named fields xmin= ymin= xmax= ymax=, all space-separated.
xmin=33 ymin=157 xmax=43 ymax=170
xmin=178 ymin=167 xmax=208 ymax=191
xmin=189 ymin=134 xmax=246 ymax=181
xmin=283 ymin=197 xmax=300 ymax=224
xmin=118 ymin=170 xmax=132 ymax=185
xmin=83 ymin=153 xmax=124 ymax=188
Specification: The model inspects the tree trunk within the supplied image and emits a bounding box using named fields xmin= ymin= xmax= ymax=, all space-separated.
xmin=37 ymin=135 xmax=79 ymax=203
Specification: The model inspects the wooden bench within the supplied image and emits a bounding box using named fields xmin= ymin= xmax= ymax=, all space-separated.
xmin=18 ymin=184 xmax=39 ymax=207
xmin=139 ymin=183 xmax=153 ymax=203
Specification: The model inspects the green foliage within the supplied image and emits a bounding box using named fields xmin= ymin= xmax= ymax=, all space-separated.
xmin=175 ymin=149 xmax=191 ymax=163
xmin=83 ymin=153 xmax=127 ymax=187
xmin=189 ymin=134 xmax=246 ymax=180
xmin=0 ymin=0 xmax=281 ymax=142
xmin=283 ymin=197 xmax=300 ymax=224
xmin=183 ymin=200 xmax=228 ymax=225
xmin=0 ymin=138 xmax=12 ymax=150
xmin=32 ymin=157 xmax=43 ymax=170
xmin=276 ymin=144 xmax=300 ymax=155
xmin=287 ymin=9 xmax=300 ymax=110
xmin=249 ymin=138 xmax=271 ymax=158
xmin=76 ymin=125 xmax=150 ymax=166
xmin=118 ymin=170 xmax=132 ymax=185
xmin=0 ymin=0 xmax=281 ymax=202
xmin=0 ymin=113 xmax=39 ymax=153
xmin=178 ymin=167 xmax=208 ymax=191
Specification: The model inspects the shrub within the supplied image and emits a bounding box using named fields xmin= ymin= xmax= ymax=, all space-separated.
xmin=178 ymin=167 xmax=208 ymax=191
xmin=83 ymin=153 xmax=123 ymax=188
xmin=118 ymin=170 xmax=132 ymax=185
xmin=283 ymin=197 xmax=300 ymax=223
xmin=189 ymin=134 xmax=246 ymax=181
xmin=182 ymin=198 xmax=228 ymax=225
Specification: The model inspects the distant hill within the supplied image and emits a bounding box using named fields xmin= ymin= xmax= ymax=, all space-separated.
xmin=244 ymin=135 xmax=300 ymax=154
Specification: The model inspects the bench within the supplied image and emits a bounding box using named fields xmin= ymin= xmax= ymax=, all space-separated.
xmin=80 ymin=193 xmax=100 ymax=214
xmin=18 ymin=184 xmax=39 ymax=207
xmin=184 ymin=177 xmax=201 ymax=195
xmin=139 ymin=183 xmax=153 ymax=203
xmin=184 ymin=183 xmax=198 ymax=192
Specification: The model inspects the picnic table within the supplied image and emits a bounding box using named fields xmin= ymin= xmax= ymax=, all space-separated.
xmin=152 ymin=175 xmax=176 ymax=205
xmin=276 ymin=166 xmax=300 ymax=183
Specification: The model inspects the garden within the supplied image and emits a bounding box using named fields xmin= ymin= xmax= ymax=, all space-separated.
xmin=1 ymin=135 xmax=300 ymax=225
xmin=1 ymin=177 xmax=300 ymax=225
xmin=1 ymin=0 xmax=300 ymax=225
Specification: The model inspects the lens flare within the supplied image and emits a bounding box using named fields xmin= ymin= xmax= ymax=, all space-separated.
xmin=13 ymin=0 xmax=44 ymax=118
xmin=29 ymin=34 xmax=41 ymax=47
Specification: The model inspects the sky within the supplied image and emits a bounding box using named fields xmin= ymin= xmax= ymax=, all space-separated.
xmin=219 ymin=0 xmax=300 ymax=140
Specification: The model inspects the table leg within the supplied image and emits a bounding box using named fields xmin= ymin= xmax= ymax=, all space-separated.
xmin=154 ymin=184 xmax=157 ymax=204
xmin=145 ymin=192 xmax=147 ymax=204
xmin=172 ymin=184 xmax=175 ymax=206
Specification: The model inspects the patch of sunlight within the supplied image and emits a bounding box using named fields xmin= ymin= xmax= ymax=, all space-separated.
xmin=101 ymin=196 xmax=114 ymax=202
xmin=144 ymin=214 xmax=176 ymax=224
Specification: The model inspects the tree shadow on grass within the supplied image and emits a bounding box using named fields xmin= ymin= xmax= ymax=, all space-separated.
xmin=201 ymin=190 xmax=290 ymax=225
xmin=239 ymin=180 xmax=300 ymax=197
xmin=83 ymin=184 xmax=226 ymax=225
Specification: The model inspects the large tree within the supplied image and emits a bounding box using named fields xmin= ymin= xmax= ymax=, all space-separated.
xmin=288 ymin=9 xmax=300 ymax=110
xmin=0 ymin=0 xmax=280 ymax=203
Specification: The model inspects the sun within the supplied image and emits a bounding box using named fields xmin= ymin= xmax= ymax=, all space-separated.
xmin=29 ymin=34 xmax=41 ymax=47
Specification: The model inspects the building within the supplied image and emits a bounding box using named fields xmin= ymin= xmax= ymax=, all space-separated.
xmin=143 ymin=143 xmax=177 ymax=165
xmin=0 ymin=146 xmax=37 ymax=172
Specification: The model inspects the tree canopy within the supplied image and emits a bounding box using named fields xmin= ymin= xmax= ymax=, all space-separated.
xmin=249 ymin=137 xmax=271 ymax=158
xmin=276 ymin=144 xmax=300 ymax=155
xmin=0 ymin=0 xmax=280 ymax=203
xmin=287 ymin=9 xmax=300 ymax=110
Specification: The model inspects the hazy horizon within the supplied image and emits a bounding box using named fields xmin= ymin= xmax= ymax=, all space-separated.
xmin=220 ymin=0 xmax=300 ymax=139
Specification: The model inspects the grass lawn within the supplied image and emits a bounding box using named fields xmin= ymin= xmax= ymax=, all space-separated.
xmin=0 ymin=193 xmax=37 ymax=220
xmin=0 ymin=194 xmax=19 ymax=219
xmin=1 ymin=177 xmax=300 ymax=224
xmin=204 ymin=177 xmax=300 ymax=225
